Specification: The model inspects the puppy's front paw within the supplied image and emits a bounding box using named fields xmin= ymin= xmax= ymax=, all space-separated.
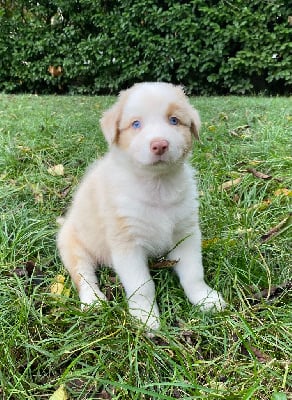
xmin=188 ymin=284 xmax=226 ymax=312
xmin=197 ymin=290 xmax=226 ymax=312
xmin=128 ymin=299 xmax=160 ymax=331
xmin=79 ymin=285 xmax=107 ymax=310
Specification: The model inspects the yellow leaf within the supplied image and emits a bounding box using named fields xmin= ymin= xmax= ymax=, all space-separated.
xmin=55 ymin=274 xmax=65 ymax=283
xmin=207 ymin=125 xmax=217 ymax=132
xmin=229 ymin=125 xmax=250 ymax=137
xmin=17 ymin=145 xmax=31 ymax=153
xmin=202 ymin=238 xmax=220 ymax=248
xmin=49 ymin=385 xmax=69 ymax=400
xmin=50 ymin=282 xmax=64 ymax=295
xmin=50 ymin=274 xmax=66 ymax=295
xmin=236 ymin=228 xmax=253 ymax=235
xmin=274 ymin=188 xmax=292 ymax=197
xmin=220 ymin=177 xmax=242 ymax=190
xmin=248 ymin=160 xmax=263 ymax=166
xmin=254 ymin=199 xmax=271 ymax=211
xmin=219 ymin=112 xmax=228 ymax=121
xmin=48 ymin=164 xmax=64 ymax=176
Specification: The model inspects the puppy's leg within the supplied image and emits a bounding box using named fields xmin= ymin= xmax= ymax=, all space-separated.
xmin=170 ymin=230 xmax=226 ymax=311
xmin=76 ymin=260 xmax=107 ymax=308
xmin=111 ymin=247 xmax=160 ymax=330
xmin=57 ymin=227 xmax=106 ymax=307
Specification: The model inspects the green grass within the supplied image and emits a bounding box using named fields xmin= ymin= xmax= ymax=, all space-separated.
xmin=0 ymin=94 xmax=291 ymax=400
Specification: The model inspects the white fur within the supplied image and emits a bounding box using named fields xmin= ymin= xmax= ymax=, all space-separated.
xmin=57 ymin=82 xmax=225 ymax=331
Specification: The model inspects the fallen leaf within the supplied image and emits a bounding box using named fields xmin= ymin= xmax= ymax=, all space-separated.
xmin=251 ymin=199 xmax=271 ymax=211
xmin=172 ymin=388 xmax=184 ymax=398
xmin=233 ymin=193 xmax=240 ymax=203
xmin=235 ymin=228 xmax=253 ymax=235
xmin=274 ymin=188 xmax=292 ymax=197
xmin=49 ymin=385 xmax=69 ymax=400
xmin=260 ymin=214 xmax=292 ymax=242
xmin=248 ymin=160 xmax=263 ymax=166
xmin=219 ymin=112 xmax=228 ymax=121
xmin=247 ymin=281 xmax=292 ymax=303
xmin=25 ymin=260 xmax=36 ymax=277
xmin=246 ymin=168 xmax=272 ymax=180
xmin=11 ymin=261 xmax=45 ymax=291
xmin=150 ymin=259 xmax=178 ymax=269
xmin=250 ymin=346 xmax=271 ymax=363
xmin=231 ymin=335 xmax=271 ymax=363
xmin=202 ymin=238 xmax=220 ymax=248
xmin=98 ymin=389 xmax=112 ymax=399
xmin=17 ymin=145 xmax=31 ymax=153
xmin=50 ymin=274 xmax=66 ymax=295
xmin=12 ymin=261 xmax=36 ymax=278
xmin=29 ymin=183 xmax=44 ymax=203
xmin=220 ymin=177 xmax=242 ymax=190
xmin=180 ymin=330 xmax=196 ymax=345
xmin=77 ymin=135 xmax=84 ymax=143
xmin=67 ymin=379 xmax=84 ymax=391
xmin=48 ymin=164 xmax=64 ymax=176
xmin=229 ymin=125 xmax=250 ymax=136
xmin=207 ymin=125 xmax=217 ymax=132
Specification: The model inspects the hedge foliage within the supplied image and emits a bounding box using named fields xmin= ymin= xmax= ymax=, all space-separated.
xmin=1 ymin=0 xmax=292 ymax=95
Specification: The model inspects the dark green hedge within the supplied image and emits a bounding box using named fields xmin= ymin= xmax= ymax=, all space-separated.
xmin=1 ymin=0 xmax=292 ymax=95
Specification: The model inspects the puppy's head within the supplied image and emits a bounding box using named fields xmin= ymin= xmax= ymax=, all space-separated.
xmin=100 ymin=82 xmax=201 ymax=167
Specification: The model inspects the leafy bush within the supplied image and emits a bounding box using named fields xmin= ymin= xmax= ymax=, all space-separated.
xmin=1 ymin=0 xmax=291 ymax=94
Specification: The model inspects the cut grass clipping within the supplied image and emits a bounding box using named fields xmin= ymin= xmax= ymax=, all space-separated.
xmin=0 ymin=94 xmax=291 ymax=399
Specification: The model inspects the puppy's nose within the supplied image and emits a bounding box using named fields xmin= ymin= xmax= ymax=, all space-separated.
xmin=150 ymin=139 xmax=169 ymax=156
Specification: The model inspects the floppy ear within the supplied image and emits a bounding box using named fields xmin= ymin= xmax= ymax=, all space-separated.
xmin=100 ymin=90 xmax=128 ymax=145
xmin=190 ymin=107 xmax=201 ymax=141
xmin=177 ymin=85 xmax=201 ymax=141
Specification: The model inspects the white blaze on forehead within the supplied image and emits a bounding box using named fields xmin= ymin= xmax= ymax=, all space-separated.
xmin=120 ymin=82 xmax=186 ymax=125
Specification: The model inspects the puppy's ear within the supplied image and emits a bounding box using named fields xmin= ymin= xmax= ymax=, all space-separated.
xmin=100 ymin=90 xmax=127 ymax=145
xmin=190 ymin=107 xmax=201 ymax=141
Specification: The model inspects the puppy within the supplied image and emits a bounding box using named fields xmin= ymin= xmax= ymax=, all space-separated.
xmin=57 ymin=82 xmax=225 ymax=331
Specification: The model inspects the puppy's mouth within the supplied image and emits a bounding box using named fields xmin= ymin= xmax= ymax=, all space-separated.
xmin=152 ymin=158 xmax=166 ymax=165
xmin=150 ymin=155 xmax=171 ymax=166
xmin=131 ymin=146 xmax=184 ymax=168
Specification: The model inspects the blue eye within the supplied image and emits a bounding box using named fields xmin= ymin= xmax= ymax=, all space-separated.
xmin=169 ymin=116 xmax=179 ymax=125
xmin=132 ymin=120 xmax=141 ymax=129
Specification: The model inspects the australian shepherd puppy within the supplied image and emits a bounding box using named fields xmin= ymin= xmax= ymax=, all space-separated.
xmin=57 ymin=82 xmax=225 ymax=331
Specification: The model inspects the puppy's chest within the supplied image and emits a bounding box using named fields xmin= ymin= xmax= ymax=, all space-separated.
xmin=115 ymin=187 xmax=195 ymax=256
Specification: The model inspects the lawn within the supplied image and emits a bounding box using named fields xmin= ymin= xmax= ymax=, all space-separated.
xmin=0 ymin=94 xmax=291 ymax=400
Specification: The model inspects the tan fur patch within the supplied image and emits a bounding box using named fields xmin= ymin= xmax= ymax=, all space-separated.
xmin=59 ymin=228 xmax=95 ymax=291
xmin=117 ymin=125 xmax=137 ymax=150
xmin=110 ymin=214 xmax=134 ymax=247
xmin=166 ymin=98 xmax=201 ymax=141
xmin=166 ymin=102 xmax=181 ymax=119
xmin=165 ymin=102 xmax=193 ymax=151
xmin=100 ymin=90 xmax=129 ymax=144
xmin=166 ymin=102 xmax=191 ymax=127
xmin=180 ymin=125 xmax=193 ymax=154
